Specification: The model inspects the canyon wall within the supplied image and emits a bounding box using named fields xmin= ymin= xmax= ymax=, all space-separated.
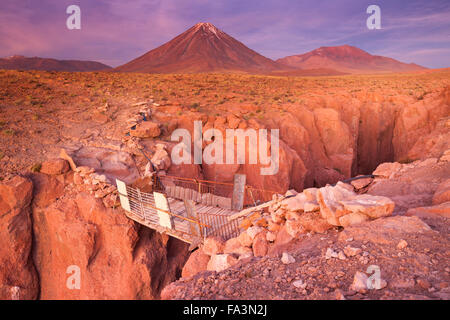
xmin=159 ymin=86 xmax=449 ymax=193
xmin=0 ymin=169 xmax=189 ymax=300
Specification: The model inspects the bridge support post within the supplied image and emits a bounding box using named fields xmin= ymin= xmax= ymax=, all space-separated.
xmin=232 ymin=174 xmax=246 ymax=211
xmin=116 ymin=179 xmax=130 ymax=212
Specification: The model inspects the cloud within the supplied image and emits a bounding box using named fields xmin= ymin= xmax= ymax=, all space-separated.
xmin=0 ymin=0 xmax=448 ymax=68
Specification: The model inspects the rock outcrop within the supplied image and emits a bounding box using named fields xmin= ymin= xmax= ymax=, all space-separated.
xmin=1 ymin=158 xmax=190 ymax=299
xmin=0 ymin=176 xmax=39 ymax=300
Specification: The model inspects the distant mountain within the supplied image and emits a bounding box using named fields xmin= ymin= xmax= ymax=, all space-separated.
xmin=0 ymin=55 xmax=111 ymax=72
xmin=269 ymin=68 xmax=348 ymax=77
xmin=115 ymin=22 xmax=282 ymax=74
xmin=277 ymin=45 xmax=427 ymax=73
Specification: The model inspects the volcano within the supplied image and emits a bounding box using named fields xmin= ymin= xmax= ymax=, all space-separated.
xmin=0 ymin=55 xmax=111 ymax=72
xmin=115 ymin=22 xmax=282 ymax=74
xmin=277 ymin=45 xmax=427 ymax=73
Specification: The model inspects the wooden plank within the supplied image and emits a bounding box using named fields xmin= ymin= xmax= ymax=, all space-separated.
xmin=232 ymin=174 xmax=246 ymax=211
xmin=170 ymin=201 xmax=186 ymax=215
xmin=227 ymin=199 xmax=275 ymax=221
xmin=175 ymin=186 xmax=182 ymax=199
xmin=184 ymin=200 xmax=201 ymax=237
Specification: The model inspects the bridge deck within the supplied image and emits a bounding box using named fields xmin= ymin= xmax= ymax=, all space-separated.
xmin=116 ymin=179 xmax=244 ymax=245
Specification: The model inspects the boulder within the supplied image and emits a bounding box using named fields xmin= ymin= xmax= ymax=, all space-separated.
xmin=373 ymin=162 xmax=402 ymax=179
xmin=317 ymin=182 xmax=356 ymax=226
xmin=40 ymin=159 xmax=70 ymax=175
xmin=202 ymin=236 xmax=225 ymax=256
xmin=304 ymin=201 xmax=320 ymax=212
xmin=350 ymin=271 xmax=368 ymax=292
xmin=223 ymin=237 xmax=253 ymax=256
xmin=339 ymin=194 xmax=395 ymax=219
xmin=181 ymin=249 xmax=210 ymax=278
xmin=281 ymin=252 xmax=295 ymax=264
xmin=285 ymin=219 xmax=305 ymax=238
xmin=246 ymin=226 xmax=263 ymax=240
xmin=206 ymin=254 xmax=238 ymax=273
xmin=338 ymin=212 xmax=369 ymax=227
xmin=295 ymin=211 xmax=334 ymax=233
xmin=130 ymin=121 xmax=161 ymax=138
xmin=432 ymin=179 xmax=450 ymax=205
xmin=303 ymin=188 xmax=318 ymax=201
xmin=318 ymin=182 xmax=394 ymax=227
xmin=252 ymin=232 xmax=268 ymax=257
xmin=151 ymin=144 xmax=171 ymax=171
xmin=281 ymin=193 xmax=307 ymax=212
xmin=350 ymin=176 xmax=373 ymax=190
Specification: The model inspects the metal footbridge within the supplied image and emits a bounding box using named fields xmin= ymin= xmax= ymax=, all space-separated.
xmin=116 ymin=174 xmax=276 ymax=247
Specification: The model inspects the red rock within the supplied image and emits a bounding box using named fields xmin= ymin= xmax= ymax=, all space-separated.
xmin=202 ymin=236 xmax=225 ymax=256
xmin=350 ymin=271 xmax=368 ymax=292
xmin=339 ymin=194 xmax=395 ymax=219
xmin=350 ymin=176 xmax=373 ymax=190
xmin=317 ymin=182 xmax=356 ymax=226
xmin=273 ymin=224 xmax=295 ymax=248
xmin=267 ymin=220 xmax=282 ymax=233
xmin=246 ymin=226 xmax=263 ymax=240
xmin=102 ymin=193 xmax=120 ymax=208
xmin=405 ymin=202 xmax=450 ymax=219
xmin=28 ymin=173 xmax=65 ymax=208
xmin=252 ymin=232 xmax=268 ymax=257
xmin=224 ymin=237 xmax=252 ymax=256
xmin=0 ymin=176 xmax=38 ymax=300
xmin=181 ymin=249 xmax=210 ymax=278
xmin=285 ymin=219 xmax=305 ymax=238
xmin=432 ymin=179 xmax=450 ymax=205
xmin=0 ymin=175 xmax=33 ymax=210
xmin=373 ymin=162 xmax=402 ymax=178
xmin=338 ymin=212 xmax=369 ymax=227
xmin=416 ymin=279 xmax=431 ymax=290
xmin=338 ymin=216 xmax=432 ymax=245
xmin=130 ymin=121 xmax=161 ymax=138
xmin=32 ymin=190 xmax=188 ymax=299
xmin=313 ymin=108 xmax=354 ymax=178
xmin=206 ymin=254 xmax=238 ymax=272
xmin=59 ymin=149 xmax=77 ymax=171
xmin=40 ymin=159 xmax=70 ymax=175
xmin=237 ymin=231 xmax=253 ymax=247
xmin=73 ymin=172 xmax=84 ymax=185
xmin=296 ymin=211 xmax=333 ymax=233
xmin=281 ymin=193 xmax=307 ymax=211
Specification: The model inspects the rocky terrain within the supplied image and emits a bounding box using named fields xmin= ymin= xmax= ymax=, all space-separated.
xmin=162 ymin=156 xmax=450 ymax=300
xmin=0 ymin=68 xmax=449 ymax=299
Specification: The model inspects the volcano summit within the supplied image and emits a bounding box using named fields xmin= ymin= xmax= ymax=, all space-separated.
xmin=115 ymin=22 xmax=282 ymax=74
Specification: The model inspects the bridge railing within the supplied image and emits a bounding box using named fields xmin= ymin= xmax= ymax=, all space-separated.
xmin=116 ymin=178 xmax=247 ymax=244
xmin=153 ymin=174 xmax=277 ymax=208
